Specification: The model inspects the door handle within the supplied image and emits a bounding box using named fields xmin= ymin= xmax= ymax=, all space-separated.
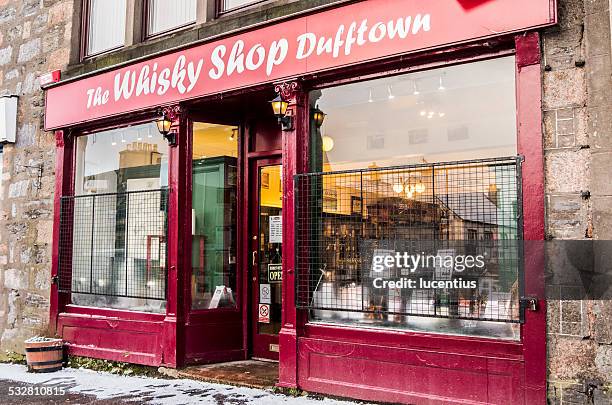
xmin=252 ymin=251 xmax=257 ymax=266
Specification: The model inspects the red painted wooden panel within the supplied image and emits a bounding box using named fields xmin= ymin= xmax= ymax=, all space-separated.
xmin=298 ymin=338 xmax=523 ymax=404
xmin=58 ymin=313 xmax=164 ymax=366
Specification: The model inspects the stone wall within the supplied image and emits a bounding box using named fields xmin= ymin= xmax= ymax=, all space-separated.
xmin=543 ymin=0 xmax=612 ymax=403
xmin=0 ymin=0 xmax=73 ymax=354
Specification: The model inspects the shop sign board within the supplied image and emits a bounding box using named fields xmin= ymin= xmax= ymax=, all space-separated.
xmin=44 ymin=0 xmax=556 ymax=130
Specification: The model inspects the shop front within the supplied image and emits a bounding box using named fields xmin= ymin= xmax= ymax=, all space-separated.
xmin=45 ymin=1 xmax=556 ymax=403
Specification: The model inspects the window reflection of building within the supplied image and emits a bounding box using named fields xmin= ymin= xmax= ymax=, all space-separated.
xmin=70 ymin=123 xmax=169 ymax=313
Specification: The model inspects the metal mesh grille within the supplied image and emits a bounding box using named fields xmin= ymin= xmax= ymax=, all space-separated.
xmin=58 ymin=188 xmax=168 ymax=300
xmin=295 ymin=157 xmax=524 ymax=323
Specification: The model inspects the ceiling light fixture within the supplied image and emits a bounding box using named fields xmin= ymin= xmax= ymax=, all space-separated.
xmin=413 ymin=81 xmax=420 ymax=96
xmin=387 ymin=85 xmax=395 ymax=100
xmin=368 ymin=89 xmax=373 ymax=103
xmin=438 ymin=76 xmax=446 ymax=91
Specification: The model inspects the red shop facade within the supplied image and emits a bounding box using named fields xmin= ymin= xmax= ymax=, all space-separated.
xmin=45 ymin=1 xmax=556 ymax=404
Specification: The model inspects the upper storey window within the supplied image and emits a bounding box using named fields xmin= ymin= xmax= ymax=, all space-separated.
xmin=85 ymin=0 xmax=127 ymax=56
xmin=147 ymin=0 xmax=197 ymax=36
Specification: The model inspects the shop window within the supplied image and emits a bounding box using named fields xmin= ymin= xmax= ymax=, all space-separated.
xmin=59 ymin=123 xmax=169 ymax=313
xmin=220 ymin=0 xmax=263 ymax=13
xmin=301 ymin=56 xmax=521 ymax=339
xmin=190 ymin=123 xmax=238 ymax=310
xmin=84 ymin=0 xmax=127 ymax=56
xmin=147 ymin=0 xmax=197 ymax=37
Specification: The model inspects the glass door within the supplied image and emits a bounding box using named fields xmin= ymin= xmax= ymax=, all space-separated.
xmin=250 ymin=159 xmax=282 ymax=360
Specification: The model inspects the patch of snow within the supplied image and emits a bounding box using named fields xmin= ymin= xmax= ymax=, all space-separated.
xmin=0 ymin=363 xmax=372 ymax=405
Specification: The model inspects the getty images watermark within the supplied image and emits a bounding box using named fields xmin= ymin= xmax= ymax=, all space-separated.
xmin=371 ymin=251 xmax=486 ymax=290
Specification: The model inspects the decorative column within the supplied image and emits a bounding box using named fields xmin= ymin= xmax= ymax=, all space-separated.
xmin=49 ymin=130 xmax=74 ymax=336
xmin=160 ymin=105 xmax=188 ymax=367
xmin=277 ymin=81 xmax=309 ymax=388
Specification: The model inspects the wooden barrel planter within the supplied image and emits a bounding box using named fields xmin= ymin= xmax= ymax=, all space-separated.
xmin=24 ymin=337 xmax=63 ymax=373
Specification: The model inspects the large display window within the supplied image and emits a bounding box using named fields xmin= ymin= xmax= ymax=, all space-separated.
xmin=305 ymin=56 xmax=521 ymax=339
xmin=69 ymin=123 xmax=169 ymax=312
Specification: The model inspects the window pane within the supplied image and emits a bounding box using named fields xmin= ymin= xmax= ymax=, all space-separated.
xmin=87 ymin=0 xmax=126 ymax=55
xmin=222 ymin=0 xmax=258 ymax=11
xmin=311 ymin=56 xmax=517 ymax=173
xmin=191 ymin=123 xmax=238 ymax=310
xmin=148 ymin=0 xmax=196 ymax=36
xmin=71 ymin=123 xmax=168 ymax=312
xmin=307 ymin=56 xmax=520 ymax=340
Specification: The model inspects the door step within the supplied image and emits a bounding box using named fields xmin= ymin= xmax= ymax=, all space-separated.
xmin=175 ymin=360 xmax=278 ymax=389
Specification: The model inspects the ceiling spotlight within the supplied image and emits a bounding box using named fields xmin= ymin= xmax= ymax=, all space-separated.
xmin=438 ymin=112 xmax=446 ymax=118
xmin=420 ymin=110 xmax=426 ymax=117
xmin=368 ymin=89 xmax=373 ymax=103
xmin=438 ymin=76 xmax=446 ymax=91
xmin=387 ymin=85 xmax=395 ymax=100
xmin=413 ymin=81 xmax=420 ymax=96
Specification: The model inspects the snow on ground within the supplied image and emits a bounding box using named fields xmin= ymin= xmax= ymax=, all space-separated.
xmin=0 ymin=363 xmax=370 ymax=405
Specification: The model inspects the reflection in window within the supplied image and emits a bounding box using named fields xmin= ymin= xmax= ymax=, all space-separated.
xmin=191 ymin=123 xmax=238 ymax=310
xmin=148 ymin=0 xmax=196 ymax=36
xmin=71 ymin=123 xmax=168 ymax=312
xmin=86 ymin=0 xmax=126 ymax=55
xmin=307 ymin=56 xmax=520 ymax=339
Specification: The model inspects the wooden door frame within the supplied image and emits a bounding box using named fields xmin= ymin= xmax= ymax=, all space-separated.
xmin=248 ymin=155 xmax=282 ymax=360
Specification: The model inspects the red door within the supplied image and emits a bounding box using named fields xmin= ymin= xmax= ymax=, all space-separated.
xmin=250 ymin=158 xmax=283 ymax=360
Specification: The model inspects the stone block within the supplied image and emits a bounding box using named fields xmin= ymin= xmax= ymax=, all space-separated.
xmin=594 ymin=345 xmax=612 ymax=381
xmin=548 ymin=335 xmax=599 ymax=379
xmin=17 ymin=38 xmax=41 ymax=64
xmin=543 ymin=68 xmax=586 ymax=109
xmin=591 ymin=301 xmax=612 ymax=344
xmin=7 ymin=180 xmax=29 ymax=198
xmin=586 ymin=54 xmax=612 ymax=107
xmin=545 ymin=150 xmax=590 ymax=193
xmin=546 ymin=194 xmax=588 ymax=239
xmin=589 ymin=106 xmax=612 ymax=150
xmin=543 ymin=26 xmax=584 ymax=70
xmin=0 ymin=46 xmax=12 ymax=66
xmin=4 ymin=268 xmax=28 ymax=290
xmin=0 ymin=7 xmax=16 ymax=25
xmin=584 ymin=8 xmax=612 ymax=58
xmin=591 ymin=152 xmax=612 ymax=196
xmin=48 ymin=1 xmax=72 ymax=26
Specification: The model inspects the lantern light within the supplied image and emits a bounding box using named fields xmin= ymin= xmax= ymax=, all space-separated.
xmin=269 ymin=94 xmax=293 ymax=131
xmin=156 ymin=112 xmax=172 ymax=136
xmin=155 ymin=109 xmax=177 ymax=145
xmin=312 ymin=106 xmax=327 ymax=128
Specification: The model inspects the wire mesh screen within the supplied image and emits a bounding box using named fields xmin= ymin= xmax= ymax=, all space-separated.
xmin=58 ymin=188 xmax=168 ymax=300
xmin=295 ymin=157 xmax=524 ymax=323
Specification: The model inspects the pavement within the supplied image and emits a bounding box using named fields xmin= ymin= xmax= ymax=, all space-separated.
xmin=0 ymin=363 xmax=372 ymax=405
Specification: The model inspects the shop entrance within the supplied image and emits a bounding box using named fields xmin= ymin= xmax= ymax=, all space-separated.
xmin=250 ymin=158 xmax=282 ymax=360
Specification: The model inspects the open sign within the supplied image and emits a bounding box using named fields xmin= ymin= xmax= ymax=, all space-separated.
xmin=267 ymin=264 xmax=283 ymax=283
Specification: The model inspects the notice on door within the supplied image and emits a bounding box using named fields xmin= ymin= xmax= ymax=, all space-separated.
xmin=267 ymin=264 xmax=282 ymax=283
xmin=259 ymin=283 xmax=271 ymax=304
xmin=258 ymin=303 xmax=270 ymax=323
xmin=269 ymin=216 xmax=282 ymax=243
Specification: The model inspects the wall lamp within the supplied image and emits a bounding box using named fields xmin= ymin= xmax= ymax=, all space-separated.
xmin=311 ymin=105 xmax=326 ymax=128
xmin=156 ymin=109 xmax=176 ymax=145
xmin=270 ymin=94 xmax=293 ymax=131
